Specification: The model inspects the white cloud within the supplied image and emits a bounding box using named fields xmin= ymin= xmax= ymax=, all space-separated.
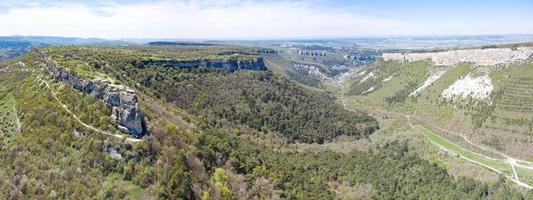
xmin=0 ymin=0 xmax=415 ymax=39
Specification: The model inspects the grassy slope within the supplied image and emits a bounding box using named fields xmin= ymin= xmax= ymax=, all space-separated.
xmin=412 ymin=125 xmax=512 ymax=174
xmin=341 ymin=96 xmax=504 ymax=183
xmin=99 ymin=172 xmax=147 ymax=199
xmin=348 ymin=58 xmax=533 ymax=157
xmin=55 ymin=59 xmax=115 ymax=82
xmin=411 ymin=64 xmax=470 ymax=118
xmin=368 ymin=61 xmax=426 ymax=98
xmin=263 ymin=54 xmax=326 ymax=89
xmin=340 ymin=59 xmax=533 ymax=188
xmin=343 ymin=59 xmax=533 ymax=186
xmin=412 ymin=124 xmax=533 ymax=188
xmin=516 ymin=166 xmax=533 ymax=186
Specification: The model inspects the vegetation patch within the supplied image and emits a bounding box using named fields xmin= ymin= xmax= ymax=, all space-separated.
xmin=0 ymin=86 xmax=19 ymax=143
xmin=98 ymin=172 xmax=147 ymax=199
xmin=364 ymin=60 xmax=428 ymax=102
xmin=121 ymin=66 xmax=378 ymax=143
xmin=413 ymin=124 xmax=512 ymax=174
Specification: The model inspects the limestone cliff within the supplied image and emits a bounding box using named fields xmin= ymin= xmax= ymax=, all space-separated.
xmin=142 ymin=57 xmax=266 ymax=72
xmin=382 ymin=47 xmax=533 ymax=66
xmin=34 ymin=49 xmax=145 ymax=138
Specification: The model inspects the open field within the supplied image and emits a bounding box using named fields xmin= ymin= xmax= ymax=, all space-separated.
xmin=339 ymin=96 xmax=505 ymax=183
xmin=413 ymin=125 xmax=511 ymax=173
xmin=412 ymin=124 xmax=533 ymax=189
xmin=99 ymin=172 xmax=147 ymax=199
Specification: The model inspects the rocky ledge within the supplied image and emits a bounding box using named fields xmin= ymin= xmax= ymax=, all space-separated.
xmin=142 ymin=57 xmax=267 ymax=72
xmin=34 ymin=49 xmax=145 ymax=138
xmin=382 ymin=47 xmax=533 ymax=66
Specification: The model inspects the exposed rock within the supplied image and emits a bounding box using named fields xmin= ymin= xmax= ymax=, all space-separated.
xmin=409 ymin=70 xmax=447 ymax=96
xmin=255 ymin=48 xmax=277 ymax=54
xmin=293 ymin=63 xmax=328 ymax=78
xmin=141 ymin=57 xmax=267 ymax=72
xmin=104 ymin=145 xmax=124 ymax=161
xmin=382 ymin=47 xmax=533 ymax=66
xmin=34 ymin=49 xmax=145 ymax=138
xmin=344 ymin=53 xmax=379 ymax=66
xmin=441 ymin=73 xmax=493 ymax=100
xmin=298 ymin=50 xmax=326 ymax=56
xmin=359 ymin=71 xmax=375 ymax=83
xmin=382 ymin=75 xmax=393 ymax=82
xmin=362 ymin=86 xmax=375 ymax=94
xmin=73 ymin=129 xmax=85 ymax=138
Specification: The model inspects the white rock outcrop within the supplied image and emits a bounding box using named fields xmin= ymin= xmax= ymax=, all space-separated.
xmin=293 ymin=64 xmax=328 ymax=78
xmin=360 ymin=71 xmax=375 ymax=83
xmin=441 ymin=73 xmax=493 ymax=100
xmin=410 ymin=70 xmax=447 ymax=96
xmin=383 ymin=47 xmax=533 ymax=66
xmin=382 ymin=75 xmax=393 ymax=82
xmin=362 ymin=86 xmax=375 ymax=94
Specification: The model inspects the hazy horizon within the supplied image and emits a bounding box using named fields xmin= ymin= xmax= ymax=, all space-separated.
xmin=2 ymin=34 xmax=533 ymax=42
xmin=0 ymin=0 xmax=532 ymax=39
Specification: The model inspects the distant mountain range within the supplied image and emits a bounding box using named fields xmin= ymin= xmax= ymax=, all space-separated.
xmin=0 ymin=36 xmax=130 ymax=45
xmin=2 ymin=34 xmax=533 ymax=61
xmin=0 ymin=36 xmax=131 ymax=61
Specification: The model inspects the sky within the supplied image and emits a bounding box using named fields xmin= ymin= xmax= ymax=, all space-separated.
xmin=0 ymin=0 xmax=532 ymax=39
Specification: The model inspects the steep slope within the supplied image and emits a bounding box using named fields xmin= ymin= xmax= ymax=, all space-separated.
xmin=0 ymin=58 xmax=148 ymax=198
xmin=35 ymin=49 xmax=146 ymax=137
xmin=341 ymin=45 xmax=533 ymax=189
xmin=41 ymin=46 xmax=378 ymax=144
xmin=345 ymin=47 xmax=533 ymax=157
xmin=263 ymin=54 xmax=333 ymax=88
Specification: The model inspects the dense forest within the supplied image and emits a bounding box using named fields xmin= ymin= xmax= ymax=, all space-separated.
xmin=117 ymin=67 xmax=378 ymax=143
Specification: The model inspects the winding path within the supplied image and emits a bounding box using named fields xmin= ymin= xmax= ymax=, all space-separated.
xmin=341 ymin=98 xmax=533 ymax=189
xmin=37 ymin=75 xmax=143 ymax=143
xmin=405 ymin=115 xmax=533 ymax=189
xmin=13 ymin=105 xmax=20 ymax=133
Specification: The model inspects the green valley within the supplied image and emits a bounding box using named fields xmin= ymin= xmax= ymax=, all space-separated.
xmin=1 ymin=3 xmax=533 ymax=197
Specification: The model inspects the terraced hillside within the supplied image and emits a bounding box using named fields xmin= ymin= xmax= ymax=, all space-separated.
xmin=340 ymin=45 xmax=533 ymax=189
xmin=480 ymin=62 xmax=533 ymax=158
xmin=497 ymin=63 xmax=533 ymax=115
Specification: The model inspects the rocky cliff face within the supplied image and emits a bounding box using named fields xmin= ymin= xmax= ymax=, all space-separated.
xmin=142 ymin=57 xmax=267 ymax=72
xmin=382 ymin=47 xmax=533 ymax=66
xmin=34 ymin=49 xmax=145 ymax=138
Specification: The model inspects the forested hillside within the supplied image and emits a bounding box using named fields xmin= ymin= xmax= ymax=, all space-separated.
xmin=41 ymin=46 xmax=378 ymax=143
